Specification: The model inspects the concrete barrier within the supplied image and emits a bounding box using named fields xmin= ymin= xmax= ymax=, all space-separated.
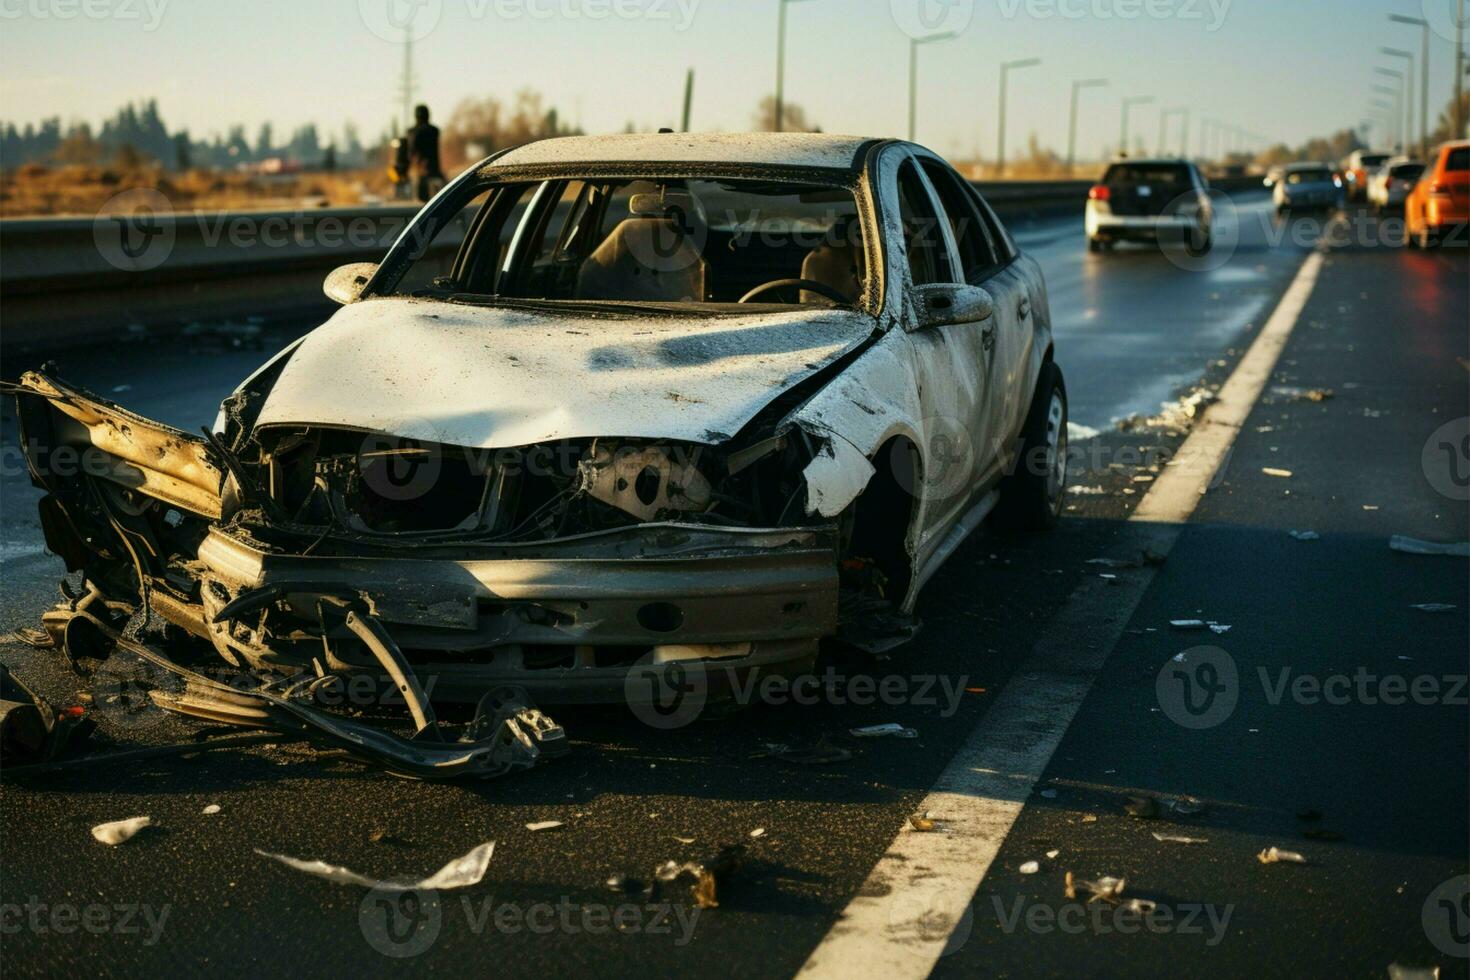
xmin=0 ymin=178 xmax=1266 ymax=354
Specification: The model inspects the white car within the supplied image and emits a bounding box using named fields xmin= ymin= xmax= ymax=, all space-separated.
xmin=14 ymin=133 xmax=1068 ymax=769
xmin=1085 ymin=159 xmax=1213 ymax=254
xmin=1342 ymin=150 xmax=1392 ymax=202
xmin=1367 ymin=158 xmax=1425 ymax=212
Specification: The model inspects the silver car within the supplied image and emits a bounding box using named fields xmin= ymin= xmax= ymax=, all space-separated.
xmin=14 ymin=133 xmax=1067 ymax=766
xmin=1273 ymin=163 xmax=1343 ymax=214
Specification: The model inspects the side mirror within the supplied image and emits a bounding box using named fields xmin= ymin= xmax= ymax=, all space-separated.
xmin=912 ymin=283 xmax=993 ymax=331
xmin=323 ymin=262 xmax=379 ymax=305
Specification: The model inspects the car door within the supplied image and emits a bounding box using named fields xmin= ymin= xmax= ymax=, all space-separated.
xmin=919 ymin=156 xmax=1032 ymax=477
xmin=888 ymin=153 xmax=990 ymax=541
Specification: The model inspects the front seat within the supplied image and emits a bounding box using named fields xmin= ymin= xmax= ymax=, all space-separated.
xmin=800 ymin=214 xmax=866 ymax=305
xmin=576 ymin=191 xmax=707 ymax=302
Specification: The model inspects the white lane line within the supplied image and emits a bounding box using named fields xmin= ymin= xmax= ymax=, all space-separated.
xmin=798 ymin=250 xmax=1327 ymax=979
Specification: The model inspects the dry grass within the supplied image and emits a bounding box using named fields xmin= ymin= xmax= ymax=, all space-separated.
xmin=0 ymin=163 xmax=398 ymax=218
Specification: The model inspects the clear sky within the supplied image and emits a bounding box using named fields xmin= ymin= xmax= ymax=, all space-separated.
xmin=0 ymin=0 xmax=1463 ymax=158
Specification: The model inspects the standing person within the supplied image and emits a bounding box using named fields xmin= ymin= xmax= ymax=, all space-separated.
xmin=407 ymin=104 xmax=445 ymax=203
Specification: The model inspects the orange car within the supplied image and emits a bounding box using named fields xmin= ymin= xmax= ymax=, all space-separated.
xmin=1405 ymin=139 xmax=1469 ymax=247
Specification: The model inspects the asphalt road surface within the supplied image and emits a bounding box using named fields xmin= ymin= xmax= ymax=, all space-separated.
xmin=1 ymin=200 xmax=1466 ymax=980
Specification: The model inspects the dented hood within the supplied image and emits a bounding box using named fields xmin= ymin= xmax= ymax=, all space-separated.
xmin=255 ymin=298 xmax=874 ymax=448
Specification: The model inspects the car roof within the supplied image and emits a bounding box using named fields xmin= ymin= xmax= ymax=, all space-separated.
xmin=1284 ymin=161 xmax=1332 ymax=170
xmin=1106 ymin=158 xmax=1192 ymax=166
xmin=488 ymin=132 xmax=878 ymax=172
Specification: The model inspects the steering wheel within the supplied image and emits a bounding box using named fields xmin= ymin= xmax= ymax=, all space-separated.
xmin=738 ymin=278 xmax=851 ymax=306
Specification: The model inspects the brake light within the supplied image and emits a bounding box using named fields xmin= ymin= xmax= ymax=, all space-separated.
xmin=1428 ymin=183 xmax=1452 ymax=197
xmin=1088 ymin=185 xmax=1110 ymax=201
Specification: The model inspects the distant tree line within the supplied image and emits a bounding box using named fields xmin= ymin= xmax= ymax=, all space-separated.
xmin=1 ymin=99 xmax=377 ymax=172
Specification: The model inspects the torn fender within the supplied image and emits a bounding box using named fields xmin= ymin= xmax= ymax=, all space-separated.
xmin=784 ymin=329 xmax=926 ymax=518
xmin=15 ymin=372 xmax=223 ymax=519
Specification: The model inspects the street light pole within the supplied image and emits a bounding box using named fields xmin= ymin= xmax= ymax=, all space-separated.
xmin=1380 ymin=51 xmax=1415 ymax=154
xmin=1066 ymin=78 xmax=1108 ymax=176
xmin=1159 ymin=107 xmax=1187 ymax=158
xmin=908 ymin=31 xmax=956 ymax=143
xmin=1120 ymin=96 xmax=1154 ymax=156
xmin=1373 ymin=76 xmax=1405 ymax=150
xmin=1389 ymin=15 xmax=1430 ymax=158
xmin=997 ymin=57 xmax=1041 ymax=176
xmin=774 ymin=0 xmax=814 ymax=133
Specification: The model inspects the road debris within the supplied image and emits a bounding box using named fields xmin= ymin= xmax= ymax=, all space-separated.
xmin=92 ymin=816 xmax=152 ymax=846
xmin=526 ymin=821 xmax=564 ymax=832
xmin=1209 ymin=624 xmax=1232 ymax=634
xmin=651 ymin=843 xmax=746 ymax=909
xmin=1064 ymin=872 xmax=1127 ymax=903
xmin=202 ymin=804 xmax=222 ymax=815
xmin=909 ymin=813 xmax=938 ymax=832
xmin=1046 ymin=849 xmax=1060 ymax=859
xmin=849 ymin=723 xmax=917 ymax=739
xmin=756 ymin=735 xmax=852 ymax=765
xmin=1409 ymin=604 xmax=1457 ymax=614
xmin=1257 ymin=846 xmax=1308 ymax=865
xmin=1167 ymin=796 xmax=1207 ymax=816
xmin=0 ymin=663 xmax=94 ymax=768
xmin=1019 ymin=861 xmax=1040 ymax=875
xmin=1124 ymin=796 xmax=1159 ymax=819
xmin=1390 ymin=536 xmax=1470 ymax=557
xmin=1289 ymin=530 xmax=1320 ymax=541
xmin=1152 ymin=832 xmax=1210 ymax=845
xmin=256 ymin=840 xmax=495 ymax=890
xmin=749 ymin=828 xmax=767 ymax=838
xmin=1262 ymin=467 xmax=1293 ymax=478
xmin=1270 ymin=385 xmax=1334 ymax=402
xmin=673 ymin=836 xmax=696 ymax=845
xmin=1068 ymin=485 xmax=1108 ymax=495
xmin=1171 ymin=620 xmax=1208 ymax=630
xmin=1386 ymin=963 xmax=1440 ymax=980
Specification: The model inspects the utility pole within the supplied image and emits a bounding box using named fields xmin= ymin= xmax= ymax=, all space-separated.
xmin=997 ymin=57 xmax=1041 ymax=176
xmin=1067 ymin=78 xmax=1108 ymax=176
xmin=681 ymin=69 xmax=695 ymax=132
xmin=1373 ymin=76 xmax=1405 ymax=151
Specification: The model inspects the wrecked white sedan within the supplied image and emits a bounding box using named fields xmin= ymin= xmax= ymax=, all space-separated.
xmin=14 ymin=133 xmax=1065 ymax=760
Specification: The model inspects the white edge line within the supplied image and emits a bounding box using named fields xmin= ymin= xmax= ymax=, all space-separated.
xmin=797 ymin=248 xmax=1328 ymax=979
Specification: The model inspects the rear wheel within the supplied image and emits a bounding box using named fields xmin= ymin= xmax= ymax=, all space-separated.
xmin=993 ymin=362 xmax=1067 ymax=534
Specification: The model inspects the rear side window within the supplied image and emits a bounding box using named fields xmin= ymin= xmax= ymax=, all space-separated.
xmin=1103 ymin=164 xmax=1191 ymax=187
xmin=1286 ymin=169 xmax=1332 ymax=184
xmin=920 ymin=160 xmax=1002 ymax=283
xmin=1360 ymin=154 xmax=1390 ymax=168
xmin=1445 ymin=148 xmax=1469 ymax=172
xmin=1390 ymin=164 xmax=1425 ymax=180
xmin=895 ymin=161 xmax=951 ymax=286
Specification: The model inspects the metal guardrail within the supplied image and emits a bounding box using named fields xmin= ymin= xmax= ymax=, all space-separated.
xmin=0 ymin=178 xmax=1265 ymax=352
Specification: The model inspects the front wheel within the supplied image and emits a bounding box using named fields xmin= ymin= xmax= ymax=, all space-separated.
xmin=993 ymin=362 xmax=1068 ymax=534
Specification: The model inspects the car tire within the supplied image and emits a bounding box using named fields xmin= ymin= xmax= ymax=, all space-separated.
xmin=993 ymin=362 xmax=1067 ymax=534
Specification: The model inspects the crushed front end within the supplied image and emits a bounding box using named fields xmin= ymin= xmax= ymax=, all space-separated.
xmin=12 ymin=370 xmax=842 ymax=744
